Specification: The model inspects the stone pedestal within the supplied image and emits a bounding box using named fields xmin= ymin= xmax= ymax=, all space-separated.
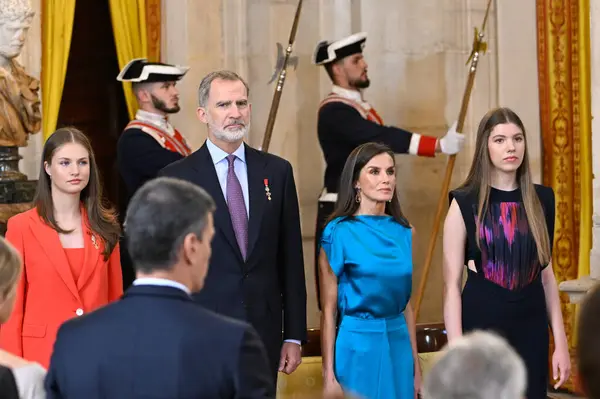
xmin=559 ymin=215 xmax=600 ymax=303
xmin=559 ymin=276 xmax=598 ymax=304
xmin=0 ymin=147 xmax=28 ymax=182
xmin=0 ymin=146 xmax=39 ymax=236
xmin=0 ymin=0 xmax=42 ymax=236
xmin=0 ymin=180 xmax=36 ymax=235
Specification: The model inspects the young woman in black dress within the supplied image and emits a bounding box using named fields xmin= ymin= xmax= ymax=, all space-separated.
xmin=442 ymin=107 xmax=571 ymax=399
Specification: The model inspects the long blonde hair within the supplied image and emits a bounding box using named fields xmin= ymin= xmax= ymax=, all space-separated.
xmin=456 ymin=107 xmax=551 ymax=265
xmin=0 ymin=236 xmax=22 ymax=300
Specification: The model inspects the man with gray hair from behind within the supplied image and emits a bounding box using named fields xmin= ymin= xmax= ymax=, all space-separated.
xmin=45 ymin=177 xmax=274 ymax=398
xmin=422 ymin=330 xmax=527 ymax=399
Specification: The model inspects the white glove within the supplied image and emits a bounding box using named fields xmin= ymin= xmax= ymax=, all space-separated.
xmin=439 ymin=121 xmax=465 ymax=155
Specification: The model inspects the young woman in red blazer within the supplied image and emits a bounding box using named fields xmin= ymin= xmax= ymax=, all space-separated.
xmin=0 ymin=127 xmax=123 ymax=368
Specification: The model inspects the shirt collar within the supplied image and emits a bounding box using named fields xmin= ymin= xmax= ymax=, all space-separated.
xmin=136 ymin=109 xmax=171 ymax=129
xmin=206 ymin=138 xmax=246 ymax=165
xmin=331 ymin=85 xmax=365 ymax=103
xmin=132 ymin=277 xmax=191 ymax=295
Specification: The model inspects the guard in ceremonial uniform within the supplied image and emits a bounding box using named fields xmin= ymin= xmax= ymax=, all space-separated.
xmin=117 ymin=58 xmax=191 ymax=198
xmin=312 ymin=32 xmax=466 ymax=308
xmin=116 ymin=58 xmax=191 ymax=288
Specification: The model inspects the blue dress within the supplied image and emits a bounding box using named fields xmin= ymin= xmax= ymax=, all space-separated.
xmin=321 ymin=215 xmax=414 ymax=399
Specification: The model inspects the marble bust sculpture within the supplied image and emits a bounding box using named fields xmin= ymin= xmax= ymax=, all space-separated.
xmin=0 ymin=0 xmax=40 ymax=147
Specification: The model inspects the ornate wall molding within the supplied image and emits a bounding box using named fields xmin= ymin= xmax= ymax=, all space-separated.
xmin=536 ymin=0 xmax=592 ymax=391
xmin=146 ymin=0 xmax=161 ymax=61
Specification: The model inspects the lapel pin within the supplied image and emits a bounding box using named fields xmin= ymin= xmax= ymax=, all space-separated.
xmin=91 ymin=234 xmax=99 ymax=250
xmin=264 ymin=178 xmax=272 ymax=201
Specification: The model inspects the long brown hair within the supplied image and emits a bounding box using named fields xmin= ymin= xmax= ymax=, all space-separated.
xmin=456 ymin=107 xmax=551 ymax=265
xmin=326 ymin=142 xmax=410 ymax=228
xmin=34 ymin=127 xmax=120 ymax=260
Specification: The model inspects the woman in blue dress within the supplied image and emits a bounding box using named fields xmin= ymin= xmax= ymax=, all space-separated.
xmin=319 ymin=142 xmax=421 ymax=399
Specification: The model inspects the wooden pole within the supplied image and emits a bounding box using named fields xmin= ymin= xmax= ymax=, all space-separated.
xmin=414 ymin=0 xmax=494 ymax=320
xmin=260 ymin=0 xmax=304 ymax=153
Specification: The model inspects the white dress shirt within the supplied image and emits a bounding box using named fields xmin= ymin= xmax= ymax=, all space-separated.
xmin=133 ymin=277 xmax=191 ymax=295
xmin=205 ymin=138 xmax=301 ymax=347
xmin=206 ymin=138 xmax=249 ymax=218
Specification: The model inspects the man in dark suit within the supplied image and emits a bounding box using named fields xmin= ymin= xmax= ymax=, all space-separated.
xmin=159 ymin=70 xmax=307 ymax=382
xmin=44 ymin=177 xmax=274 ymax=398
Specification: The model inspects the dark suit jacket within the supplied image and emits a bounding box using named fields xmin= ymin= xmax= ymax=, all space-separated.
xmin=117 ymin=127 xmax=184 ymax=200
xmin=159 ymin=143 xmax=307 ymax=372
xmin=0 ymin=365 xmax=19 ymax=399
xmin=318 ymin=102 xmax=414 ymax=192
xmin=44 ymin=285 xmax=274 ymax=399
xmin=117 ymin=127 xmax=186 ymax=289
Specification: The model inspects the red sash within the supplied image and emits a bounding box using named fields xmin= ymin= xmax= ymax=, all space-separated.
xmin=126 ymin=121 xmax=192 ymax=156
xmin=318 ymin=94 xmax=384 ymax=125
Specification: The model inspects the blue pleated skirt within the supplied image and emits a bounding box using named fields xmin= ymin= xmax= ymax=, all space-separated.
xmin=334 ymin=314 xmax=414 ymax=399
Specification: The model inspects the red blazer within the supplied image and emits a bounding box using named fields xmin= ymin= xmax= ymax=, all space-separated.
xmin=0 ymin=208 xmax=123 ymax=368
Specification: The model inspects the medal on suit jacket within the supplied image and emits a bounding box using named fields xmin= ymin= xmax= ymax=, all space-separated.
xmin=90 ymin=234 xmax=99 ymax=250
xmin=264 ymin=179 xmax=271 ymax=201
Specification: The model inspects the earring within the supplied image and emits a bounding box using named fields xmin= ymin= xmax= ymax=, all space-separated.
xmin=355 ymin=188 xmax=361 ymax=203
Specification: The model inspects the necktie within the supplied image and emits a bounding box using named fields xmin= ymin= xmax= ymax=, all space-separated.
xmin=226 ymin=155 xmax=248 ymax=259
